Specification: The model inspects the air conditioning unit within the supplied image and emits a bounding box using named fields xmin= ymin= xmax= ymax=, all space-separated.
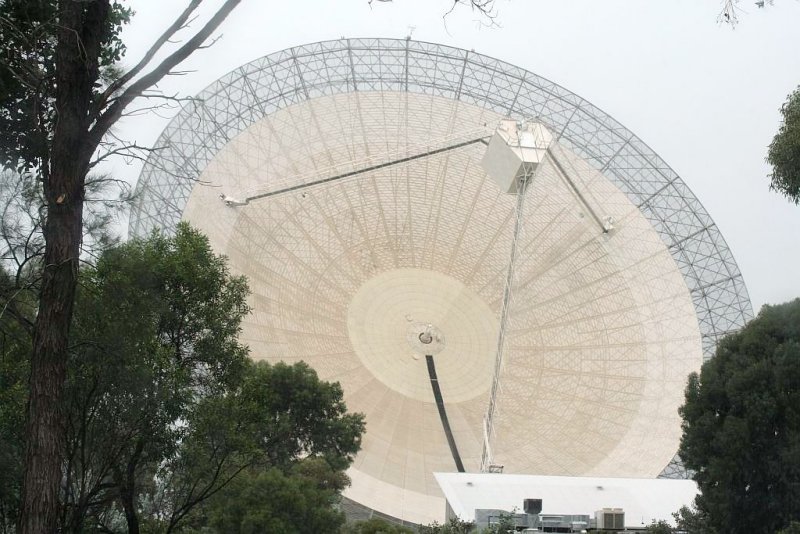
xmin=595 ymin=508 xmax=625 ymax=530
xmin=523 ymin=498 xmax=542 ymax=515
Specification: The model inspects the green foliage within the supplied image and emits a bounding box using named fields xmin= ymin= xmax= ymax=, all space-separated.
xmin=480 ymin=510 xmax=516 ymax=533
xmin=779 ymin=521 xmax=800 ymax=534
xmin=161 ymin=359 xmax=364 ymax=531
xmin=59 ymin=222 xmax=251 ymax=531
xmin=0 ymin=269 xmax=31 ymax=533
xmin=238 ymin=359 xmax=365 ymax=471
xmin=644 ymin=519 xmax=673 ymax=534
xmin=0 ymin=0 xmax=132 ymax=172
xmin=0 ymin=223 xmax=365 ymax=531
xmin=341 ymin=517 xmax=415 ymax=534
xmin=768 ymin=86 xmax=800 ymax=204
xmin=419 ymin=517 xmax=475 ymax=534
xmin=678 ymin=299 xmax=800 ymax=533
xmin=196 ymin=460 xmax=347 ymax=534
xmin=672 ymin=505 xmax=715 ymax=534
xmin=2 ymin=2 xmax=246 ymax=530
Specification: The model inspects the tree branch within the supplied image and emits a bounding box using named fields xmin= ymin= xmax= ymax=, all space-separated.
xmin=87 ymin=0 xmax=241 ymax=155
xmin=95 ymin=0 xmax=203 ymax=112
xmin=89 ymin=142 xmax=168 ymax=169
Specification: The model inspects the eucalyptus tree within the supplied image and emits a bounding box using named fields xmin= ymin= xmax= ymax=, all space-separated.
xmin=679 ymin=299 xmax=800 ymax=533
xmin=0 ymin=2 xmax=242 ymax=530
xmin=768 ymin=87 xmax=800 ymax=204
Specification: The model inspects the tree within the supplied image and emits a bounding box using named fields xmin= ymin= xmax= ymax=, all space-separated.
xmin=419 ymin=517 xmax=476 ymax=534
xmin=59 ymin=222 xmax=252 ymax=533
xmin=0 ymin=2 xmax=245 ymax=531
xmin=1 ymin=167 xmax=135 ymax=531
xmin=64 ymin=224 xmax=363 ymax=532
xmin=0 ymin=269 xmax=31 ymax=533
xmin=678 ymin=299 xmax=800 ymax=533
xmin=0 ymin=224 xmax=365 ymax=532
xmin=0 ymin=222 xmax=249 ymax=532
xmin=342 ymin=517 xmax=416 ymax=534
xmin=194 ymin=459 xmax=348 ymax=534
xmin=480 ymin=511 xmax=516 ymax=534
xmin=719 ymin=0 xmax=774 ymax=25
xmin=768 ymin=86 xmax=800 ymax=204
xmin=146 ymin=360 xmax=363 ymax=532
xmin=643 ymin=520 xmax=673 ymax=534
xmin=672 ymin=505 xmax=715 ymax=534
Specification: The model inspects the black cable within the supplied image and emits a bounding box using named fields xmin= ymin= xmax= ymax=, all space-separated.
xmin=425 ymin=355 xmax=465 ymax=473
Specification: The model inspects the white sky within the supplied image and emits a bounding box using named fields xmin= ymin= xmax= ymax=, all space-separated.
xmin=114 ymin=0 xmax=800 ymax=312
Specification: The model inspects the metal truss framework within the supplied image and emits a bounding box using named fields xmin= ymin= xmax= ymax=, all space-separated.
xmin=130 ymin=38 xmax=753 ymax=483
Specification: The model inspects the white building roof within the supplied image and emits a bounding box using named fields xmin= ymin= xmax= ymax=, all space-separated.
xmin=435 ymin=473 xmax=698 ymax=528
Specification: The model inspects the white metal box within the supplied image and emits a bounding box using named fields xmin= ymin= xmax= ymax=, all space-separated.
xmin=481 ymin=119 xmax=553 ymax=194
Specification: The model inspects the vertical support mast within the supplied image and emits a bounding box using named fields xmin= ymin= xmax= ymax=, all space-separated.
xmin=479 ymin=119 xmax=553 ymax=472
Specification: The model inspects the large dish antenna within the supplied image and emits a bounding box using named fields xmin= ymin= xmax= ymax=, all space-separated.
xmin=130 ymin=39 xmax=752 ymax=524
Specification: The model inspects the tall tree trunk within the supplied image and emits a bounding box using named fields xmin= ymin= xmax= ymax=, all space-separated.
xmin=119 ymin=482 xmax=140 ymax=534
xmin=117 ymin=439 xmax=144 ymax=534
xmin=16 ymin=1 xmax=241 ymax=531
xmin=18 ymin=3 xmax=110 ymax=532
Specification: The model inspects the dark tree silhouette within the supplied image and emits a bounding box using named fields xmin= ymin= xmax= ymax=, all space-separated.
xmin=0 ymin=2 xmax=242 ymax=531
xmin=679 ymin=299 xmax=800 ymax=533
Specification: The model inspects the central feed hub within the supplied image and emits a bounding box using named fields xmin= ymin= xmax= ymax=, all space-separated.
xmin=346 ymin=268 xmax=497 ymax=402
xmin=407 ymin=322 xmax=446 ymax=355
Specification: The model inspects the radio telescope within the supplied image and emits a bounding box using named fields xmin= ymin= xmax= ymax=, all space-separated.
xmin=130 ymin=38 xmax=753 ymax=525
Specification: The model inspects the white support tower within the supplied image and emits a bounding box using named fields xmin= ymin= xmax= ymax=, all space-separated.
xmin=480 ymin=120 xmax=552 ymax=473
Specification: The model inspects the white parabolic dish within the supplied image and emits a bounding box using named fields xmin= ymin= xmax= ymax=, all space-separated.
xmin=129 ymin=39 xmax=753 ymax=525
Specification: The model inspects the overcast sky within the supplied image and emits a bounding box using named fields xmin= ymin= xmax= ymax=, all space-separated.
xmin=114 ymin=0 xmax=800 ymax=312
